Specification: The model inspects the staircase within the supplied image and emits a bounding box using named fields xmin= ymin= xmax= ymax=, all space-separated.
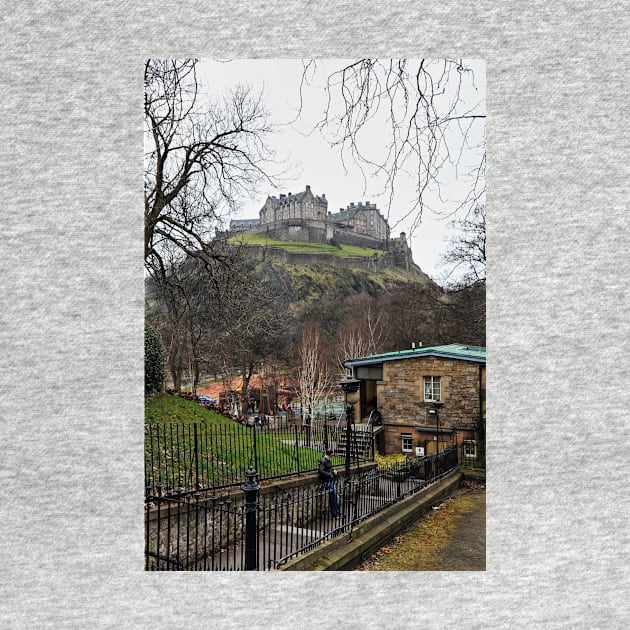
xmin=336 ymin=423 xmax=374 ymax=457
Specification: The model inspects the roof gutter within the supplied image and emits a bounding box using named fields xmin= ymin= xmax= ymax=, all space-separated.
xmin=344 ymin=351 xmax=486 ymax=368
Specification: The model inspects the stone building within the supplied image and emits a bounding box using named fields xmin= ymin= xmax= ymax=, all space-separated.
xmin=343 ymin=344 xmax=486 ymax=459
xmin=260 ymin=185 xmax=328 ymax=224
xmin=330 ymin=201 xmax=389 ymax=243
xmin=229 ymin=218 xmax=260 ymax=233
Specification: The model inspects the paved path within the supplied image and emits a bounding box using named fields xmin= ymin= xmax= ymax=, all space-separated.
xmin=353 ymin=486 xmax=486 ymax=571
xmin=433 ymin=489 xmax=486 ymax=570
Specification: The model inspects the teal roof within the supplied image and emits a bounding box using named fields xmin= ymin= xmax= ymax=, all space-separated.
xmin=344 ymin=344 xmax=486 ymax=366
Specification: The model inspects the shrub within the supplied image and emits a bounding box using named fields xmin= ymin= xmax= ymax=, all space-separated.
xmin=145 ymin=323 xmax=165 ymax=395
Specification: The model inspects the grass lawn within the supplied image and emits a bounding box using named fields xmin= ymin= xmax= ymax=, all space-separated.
xmin=229 ymin=233 xmax=385 ymax=258
xmin=145 ymin=393 xmax=342 ymax=492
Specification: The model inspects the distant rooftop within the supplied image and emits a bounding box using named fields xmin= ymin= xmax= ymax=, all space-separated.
xmin=332 ymin=201 xmax=381 ymax=223
xmin=343 ymin=344 xmax=486 ymax=367
xmin=230 ymin=218 xmax=260 ymax=229
xmin=267 ymin=185 xmax=327 ymax=207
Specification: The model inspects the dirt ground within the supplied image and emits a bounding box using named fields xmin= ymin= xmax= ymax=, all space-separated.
xmin=354 ymin=481 xmax=486 ymax=571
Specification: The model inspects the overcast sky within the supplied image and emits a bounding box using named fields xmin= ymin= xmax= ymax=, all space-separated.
xmin=198 ymin=59 xmax=485 ymax=281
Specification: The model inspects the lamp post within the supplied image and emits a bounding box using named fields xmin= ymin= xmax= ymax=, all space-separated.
xmin=428 ymin=400 xmax=444 ymax=454
xmin=435 ymin=401 xmax=444 ymax=453
xmin=340 ymin=377 xmax=360 ymax=478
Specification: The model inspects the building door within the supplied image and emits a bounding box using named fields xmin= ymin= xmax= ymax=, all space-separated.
xmin=426 ymin=437 xmax=446 ymax=455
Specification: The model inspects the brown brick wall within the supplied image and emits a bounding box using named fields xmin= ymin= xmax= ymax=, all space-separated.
xmin=376 ymin=357 xmax=484 ymax=455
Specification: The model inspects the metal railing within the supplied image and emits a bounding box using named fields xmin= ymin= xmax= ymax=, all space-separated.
xmin=459 ymin=441 xmax=486 ymax=471
xmin=145 ymin=420 xmax=374 ymax=495
xmin=144 ymin=446 xmax=459 ymax=571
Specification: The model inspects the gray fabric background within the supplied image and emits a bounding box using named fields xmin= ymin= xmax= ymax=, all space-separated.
xmin=2 ymin=2 xmax=629 ymax=628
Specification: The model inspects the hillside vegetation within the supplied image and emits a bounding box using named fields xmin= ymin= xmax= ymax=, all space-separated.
xmin=255 ymin=260 xmax=434 ymax=323
xmin=228 ymin=232 xmax=436 ymax=323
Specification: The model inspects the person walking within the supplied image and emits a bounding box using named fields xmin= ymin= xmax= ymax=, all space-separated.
xmin=318 ymin=448 xmax=341 ymax=518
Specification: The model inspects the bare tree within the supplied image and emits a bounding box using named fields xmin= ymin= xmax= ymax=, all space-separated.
xmin=442 ymin=281 xmax=486 ymax=347
xmin=297 ymin=324 xmax=336 ymax=429
xmin=146 ymin=251 xmax=221 ymax=392
xmin=146 ymin=245 xmax=290 ymax=408
xmin=299 ymin=59 xmax=486 ymax=348
xmin=336 ymin=304 xmax=384 ymax=370
xmin=300 ymin=59 xmax=485 ymax=239
xmin=380 ymin=282 xmax=449 ymax=350
xmin=441 ymin=203 xmax=486 ymax=284
xmin=144 ymin=59 xmax=276 ymax=277
xmin=145 ymin=268 xmax=191 ymax=392
xmin=439 ymin=203 xmax=485 ymax=346
xmin=207 ymin=257 xmax=289 ymax=418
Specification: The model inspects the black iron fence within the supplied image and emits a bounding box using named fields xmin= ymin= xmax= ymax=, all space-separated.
xmin=145 ymin=446 xmax=459 ymax=571
xmin=145 ymin=420 xmax=374 ymax=495
xmin=459 ymin=440 xmax=486 ymax=471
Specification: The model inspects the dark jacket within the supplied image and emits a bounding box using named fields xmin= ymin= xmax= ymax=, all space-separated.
xmin=318 ymin=456 xmax=335 ymax=482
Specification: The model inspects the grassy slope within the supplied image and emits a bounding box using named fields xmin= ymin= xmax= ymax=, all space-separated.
xmin=229 ymin=232 xmax=385 ymax=257
xmin=145 ymin=392 xmax=233 ymax=425
xmin=145 ymin=394 xmax=339 ymax=489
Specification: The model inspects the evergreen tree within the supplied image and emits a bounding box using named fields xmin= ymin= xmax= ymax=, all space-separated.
xmin=145 ymin=323 xmax=166 ymax=395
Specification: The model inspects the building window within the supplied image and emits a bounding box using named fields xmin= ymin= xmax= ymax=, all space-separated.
xmin=423 ymin=376 xmax=441 ymax=402
xmin=463 ymin=441 xmax=477 ymax=458
xmin=401 ymin=433 xmax=413 ymax=453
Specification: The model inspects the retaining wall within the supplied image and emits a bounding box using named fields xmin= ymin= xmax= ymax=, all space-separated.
xmin=279 ymin=469 xmax=463 ymax=570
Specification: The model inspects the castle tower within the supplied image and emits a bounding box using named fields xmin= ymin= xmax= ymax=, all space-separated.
xmin=259 ymin=185 xmax=328 ymax=225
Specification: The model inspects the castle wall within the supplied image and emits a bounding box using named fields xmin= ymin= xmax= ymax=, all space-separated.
xmin=251 ymin=219 xmax=329 ymax=244
xmin=386 ymin=235 xmax=411 ymax=271
xmin=249 ymin=219 xmax=389 ymax=250
xmin=331 ymin=226 xmax=387 ymax=251
xmin=227 ymin=223 xmax=412 ymax=272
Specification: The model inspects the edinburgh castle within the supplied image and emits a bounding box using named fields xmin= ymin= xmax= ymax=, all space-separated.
xmin=228 ymin=185 xmax=415 ymax=272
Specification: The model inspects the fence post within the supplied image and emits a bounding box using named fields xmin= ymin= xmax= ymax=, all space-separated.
xmin=294 ymin=424 xmax=301 ymax=474
xmin=352 ymin=479 xmax=361 ymax=522
xmin=242 ymin=467 xmax=260 ymax=571
xmin=194 ymin=423 xmax=199 ymax=490
xmin=371 ymin=423 xmax=375 ymax=462
xmin=253 ymin=421 xmax=259 ymax=474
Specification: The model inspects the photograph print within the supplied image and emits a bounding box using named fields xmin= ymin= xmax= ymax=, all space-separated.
xmin=144 ymin=58 xmax=486 ymax=571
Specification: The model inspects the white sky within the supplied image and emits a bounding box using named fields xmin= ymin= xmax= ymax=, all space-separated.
xmin=198 ymin=59 xmax=485 ymax=281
